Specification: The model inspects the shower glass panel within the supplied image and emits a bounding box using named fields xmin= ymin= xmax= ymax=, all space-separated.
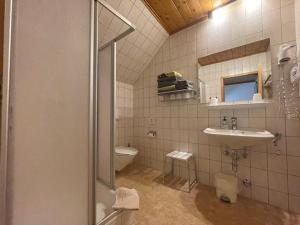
xmin=94 ymin=0 xmax=135 ymax=224
xmin=97 ymin=42 xmax=116 ymax=188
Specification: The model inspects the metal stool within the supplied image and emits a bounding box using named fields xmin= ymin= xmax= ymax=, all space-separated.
xmin=163 ymin=151 xmax=198 ymax=192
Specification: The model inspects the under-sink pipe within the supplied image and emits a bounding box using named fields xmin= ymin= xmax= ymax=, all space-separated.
xmin=224 ymin=147 xmax=248 ymax=173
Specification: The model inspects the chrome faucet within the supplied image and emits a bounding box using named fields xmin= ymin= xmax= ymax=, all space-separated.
xmin=231 ymin=117 xmax=237 ymax=130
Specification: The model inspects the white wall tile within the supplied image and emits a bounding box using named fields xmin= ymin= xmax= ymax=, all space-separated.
xmin=251 ymin=168 xmax=268 ymax=188
xmin=198 ymin=158 xmax=210 ymax=173
xmin=288 ymin=175 xmax=300 ymax=196
xmin=269 ymin=190 xmax=289 ymax=210
xmin=252 ymin=185 xmax=269 ymax=203
xmin=251 ymin=152 xmax=267 ymax=170
xmin=268 ymin=154 xmax=287 ymax=173
xmin=269 ymin=172 xmax=288 ymax=192
xmin=287 ymin=137 xmax=300 ymax=156
xmin=288 ymin=156 xmax=300 ymax=176
xmin=289 ymin=195 xmax=300 ymax=213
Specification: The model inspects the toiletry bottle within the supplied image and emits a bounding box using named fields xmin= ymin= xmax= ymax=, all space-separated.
xmin=221 ymin=116 xmax=229 ymax=129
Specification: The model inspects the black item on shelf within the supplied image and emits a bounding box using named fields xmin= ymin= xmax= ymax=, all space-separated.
xmin=158 ymin=85 xmax=176 ymax=93
xmin=176 ymin=83 xmax=193 ymax=88
xmin=157 ymin=76 xmax=182 ymax=82
xmin=157 ymin=80 xmax=176 ymax=88
xmin=175 ymin=80 xmax=193 ymax=90
xmin=157 ymin=77 xmax=184 ymax=89
xmin=176 ymin=80 xmax=193 ymax=86
xmin=176 ymin=85 xmax=193 ymax=90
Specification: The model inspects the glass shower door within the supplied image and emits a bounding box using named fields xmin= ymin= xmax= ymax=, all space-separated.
xmin=95 ymin=42 xmax=118 ymax=224
xmin=97 ymin=42 xmax=116 ymax=188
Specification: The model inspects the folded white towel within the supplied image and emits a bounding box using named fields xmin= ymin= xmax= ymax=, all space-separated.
xmin=112 ymin=187 xmax=139 ymax=210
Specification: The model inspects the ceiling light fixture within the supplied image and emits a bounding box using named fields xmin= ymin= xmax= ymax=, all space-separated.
xmin=211 ymin=7 xmax=226 ymax=21
xmin=208 ymin=0 xmax=237 ymax=19
xmin=213 ymin=0 xmax=222 ymax=7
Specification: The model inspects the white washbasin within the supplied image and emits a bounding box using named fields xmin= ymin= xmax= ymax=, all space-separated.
xmin=203 ymin=128 xmax=275 ymax=148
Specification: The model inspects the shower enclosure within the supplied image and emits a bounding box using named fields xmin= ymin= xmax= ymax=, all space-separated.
xmin=92 ymin=0 xmax=135 ymax=224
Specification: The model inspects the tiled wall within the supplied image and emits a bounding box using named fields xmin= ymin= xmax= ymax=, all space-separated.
xmin=98 ymin=0 xmax=168 ymax=84
xmin=132 ymin=0 xmax=300 ymax=213
xmin=116 ymin=82 xmax=134 ymax=147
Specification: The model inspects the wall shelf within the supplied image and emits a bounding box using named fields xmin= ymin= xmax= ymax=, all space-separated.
xmin=157 ymin=89 xmax=196 ymax=96
xmin=158 ymin=89 xmax=197 ymax=101
xmin=207 ymin=100 xmax=271 ymax=109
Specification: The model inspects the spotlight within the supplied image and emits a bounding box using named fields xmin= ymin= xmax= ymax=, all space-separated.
xmin=208 ymin=0 xmax=237 ymax=19
xmin=213 ymin=0 xmax=222 ymax=7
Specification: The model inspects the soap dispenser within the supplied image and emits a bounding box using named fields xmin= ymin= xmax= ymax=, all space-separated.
xmin=221 ymin=116 xmax=229 ymax=129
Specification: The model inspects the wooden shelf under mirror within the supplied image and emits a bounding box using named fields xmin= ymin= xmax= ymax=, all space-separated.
xmin=198 ymin=38 xmax=270 ymax=66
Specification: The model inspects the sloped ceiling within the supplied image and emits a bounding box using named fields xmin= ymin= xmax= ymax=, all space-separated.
xmin=98 ymin=0 xmax=169 ymax=84
xmin=143 ymin=0 xmax=233 ymax=34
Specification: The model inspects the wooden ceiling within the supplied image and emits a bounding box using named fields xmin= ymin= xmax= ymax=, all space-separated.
xmin=143 ymin=0 xmax=233 ymax=34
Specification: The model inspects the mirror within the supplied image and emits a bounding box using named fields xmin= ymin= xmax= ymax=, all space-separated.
xmin=221 ymin=69 xmax=263 ymax=102
xmin=197 ymin=51 xmax=271 ymax=104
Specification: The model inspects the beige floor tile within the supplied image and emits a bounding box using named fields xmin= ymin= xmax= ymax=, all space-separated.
xmin=116 ymin=164 xmax=300 ymax=225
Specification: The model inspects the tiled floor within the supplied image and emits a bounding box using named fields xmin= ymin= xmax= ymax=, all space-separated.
xmin=116 ymin=164 xmax=300 ymax=225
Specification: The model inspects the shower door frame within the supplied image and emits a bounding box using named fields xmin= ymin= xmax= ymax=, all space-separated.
xmin=0 ymin=0 xmax=13 ymax=224
xmin=94 ymin=0 xmax=135 ymax=189
xmin=91 ymin=0 xmax=135 ymax=224
xmin=96 ymin=0 xmax=135 ymax=51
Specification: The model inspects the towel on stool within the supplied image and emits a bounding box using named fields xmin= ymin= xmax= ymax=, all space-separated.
xmin=112 ymin=187 xmax=139 ymax=210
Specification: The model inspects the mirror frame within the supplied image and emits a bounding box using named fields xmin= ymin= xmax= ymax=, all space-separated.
xmin=220 ymin=66 xmax=263 ymax=102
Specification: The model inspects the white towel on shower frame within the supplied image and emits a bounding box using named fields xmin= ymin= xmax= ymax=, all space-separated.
xmin=112 ymin=187 xmax=139 ymax=210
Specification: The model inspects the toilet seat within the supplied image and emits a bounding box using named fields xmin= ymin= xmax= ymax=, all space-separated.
xmin=115 ymin=146 xmax=138 ymax=156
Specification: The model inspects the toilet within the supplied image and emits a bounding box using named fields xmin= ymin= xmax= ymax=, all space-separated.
xmin=115 ymin=146 xmax=138 ymax=171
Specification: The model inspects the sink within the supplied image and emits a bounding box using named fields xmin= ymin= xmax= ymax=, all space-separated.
xmin=203 ymin=128 xmax=275 ymax=148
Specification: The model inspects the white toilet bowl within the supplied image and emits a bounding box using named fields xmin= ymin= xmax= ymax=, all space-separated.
xmin=115 ymin=146 xmax=138 ymax=171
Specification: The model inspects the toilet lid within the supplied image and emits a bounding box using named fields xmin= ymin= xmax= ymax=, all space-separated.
xmin=115 ymin=146 xmax=138 ymax=156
